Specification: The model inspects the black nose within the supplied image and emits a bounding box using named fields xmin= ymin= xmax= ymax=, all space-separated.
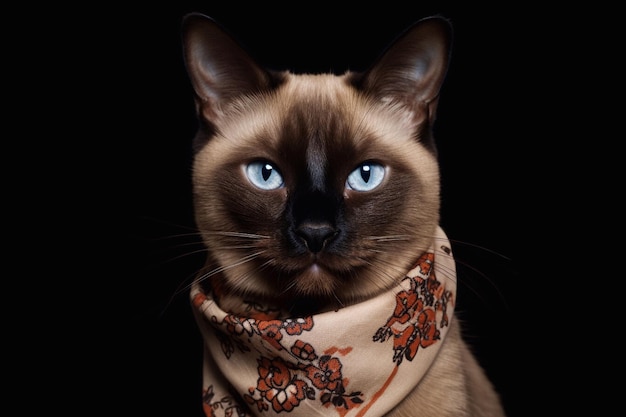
xmin=296 ymin=222 xmax=337 ymax=253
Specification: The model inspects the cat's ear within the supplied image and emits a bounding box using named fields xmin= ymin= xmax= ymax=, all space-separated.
xmin=181 ymin=13 xmax=276 ymax=122
xmin=355 ymin=16 xmax=452 ymax=126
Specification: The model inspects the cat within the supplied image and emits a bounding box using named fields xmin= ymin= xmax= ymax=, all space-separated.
xmin=181 ymin=12 xmax=506 ymax=417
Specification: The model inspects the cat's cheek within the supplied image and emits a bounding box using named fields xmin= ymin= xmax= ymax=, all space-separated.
xmin=256 ymin=189 xmax=288 ymax=224
xmin=226 ymin=187 xmax=287 ymax=228
xmin=342 ymin=189 xmax=364 ymax=201
xmin=342 ymin=189 xmax=385 ymax=217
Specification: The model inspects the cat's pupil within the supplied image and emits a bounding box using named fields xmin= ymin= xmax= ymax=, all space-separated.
xmin=262 ymin=164 xmax=273 ymax=181
xmin=361 ymin=165 xmax=371 ymax=183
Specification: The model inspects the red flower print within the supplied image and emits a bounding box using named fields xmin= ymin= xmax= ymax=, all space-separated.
xmin=283 ymin=316 xmax=314 ymax=335
xmin=416 ymin=309 xmax=439 ymax=348
xmin=291 ymin=339 xmax=317 ymax=361
xmin=223 ymin=315 xmax=254 ymax=336
xmin=431 ymin=278 xmax=444 ymax=299
xmin=244 ymin=391 xmax=269 ymax=413
xmin=424 ymin=276 xmax=441 ymax=304
xmin=392 ymin=324 xmax=419 ymax=362
xmin=415 ymin=252 xmax=434 ymax=277
xmin=392 ymin=290 xmax=418 ymax=324
xmin=201 ymin=385 xmax=245 ymax=417
xmin=392 ymin=291 xmax=424 ymax=325
xmin=257 ymin=320 xmax=285 ymax=351
xmin=392 ymin=324 xmax=414 ymax=350
xmin=306 ymin=355 xmax=343 ymax=392
xmin=192 ymin=292 xmax=207 ymax=308
xmin=201 ymin=386 xmax=215 ymax=417
xmin=256 ymin=357 xmax=308 ymax=412
xmin=389 ymin=299 xmax=442 ymax=362
xmin=376 ymin=250 xmax=452 ymax=365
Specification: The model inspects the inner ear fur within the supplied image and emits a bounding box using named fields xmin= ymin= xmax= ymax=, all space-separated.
xmin=352 ymin=16 xmax=452 ymax=124
xmin=181 ymin=13 xmax=276 ymax=119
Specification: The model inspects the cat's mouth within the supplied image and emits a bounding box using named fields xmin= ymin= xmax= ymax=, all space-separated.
xmin=276 ymin=255 xmax=366 ymax=299
xmin=276 ymin=247 xmax=370 ymax=280
xmin=284 ymin=254 xmax=350 ymax=277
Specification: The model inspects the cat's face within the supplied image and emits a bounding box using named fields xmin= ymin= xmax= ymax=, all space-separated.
xmin=183 ymin=14 xmax=451 ymax=313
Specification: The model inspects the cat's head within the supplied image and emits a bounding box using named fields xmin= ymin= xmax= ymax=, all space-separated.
xmin=182 ymin=14 xmax=452 ymax=314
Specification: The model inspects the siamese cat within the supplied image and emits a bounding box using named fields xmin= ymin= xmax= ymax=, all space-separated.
xmin=181 ymin=12 xmax=506 ymax=417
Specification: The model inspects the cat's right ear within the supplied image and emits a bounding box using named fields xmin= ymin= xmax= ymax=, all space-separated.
xmin=181 ymin=13 xmax=274 ymax=122
xmin=355 ymin=16 xmax=452 ymax=128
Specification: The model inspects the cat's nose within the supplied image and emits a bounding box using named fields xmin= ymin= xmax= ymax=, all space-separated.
xmin=295 ymin=222 xmax=337 ymax=253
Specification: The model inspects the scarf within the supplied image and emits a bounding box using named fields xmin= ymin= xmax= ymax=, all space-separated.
xmin=191 ymin=226 xmax=456 ymax=417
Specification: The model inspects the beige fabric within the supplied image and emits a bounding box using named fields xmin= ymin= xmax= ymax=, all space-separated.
xmin=191 ymin=226 xmax=456 ymax=417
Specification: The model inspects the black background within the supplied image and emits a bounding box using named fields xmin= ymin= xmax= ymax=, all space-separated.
xmin=52 ymin=2 xmax=580 ymax=416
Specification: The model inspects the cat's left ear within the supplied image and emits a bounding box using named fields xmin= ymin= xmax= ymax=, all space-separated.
xmin=181 ymin=13 xmax=275 ymax=123
xmin=355 ymin=16 xmax=452 ymax=126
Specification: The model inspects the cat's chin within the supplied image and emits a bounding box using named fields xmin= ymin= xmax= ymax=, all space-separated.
xmin=290 ymin=263 xmax=339 ymax=298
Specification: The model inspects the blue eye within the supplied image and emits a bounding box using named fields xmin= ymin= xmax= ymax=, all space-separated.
xmin=346 ymin=162 xmax=385 ymax=191
xmin=245 ymin=161 xmax=284 ymax=190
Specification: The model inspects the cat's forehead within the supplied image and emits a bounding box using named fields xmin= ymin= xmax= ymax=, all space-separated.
xmin=280 ymin=73 xmax=356 ymax=101
xmin=218 ymin=73 xmax=417 ymax=149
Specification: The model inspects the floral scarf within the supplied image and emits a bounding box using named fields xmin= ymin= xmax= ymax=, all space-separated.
xmin=190 ymin=226 xmax=456 ymax=417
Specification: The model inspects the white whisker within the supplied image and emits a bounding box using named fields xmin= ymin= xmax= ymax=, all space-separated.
xmin=208 ymin=231 xmax=269 ymax=239
xmin=365 ymin=235 xmax=412 ymax=242
xmin=179 ymin=250 xmax=267 ymax=294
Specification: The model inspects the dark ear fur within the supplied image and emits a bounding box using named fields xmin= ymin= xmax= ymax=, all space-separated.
xmin=182 ymin=13 xmax=451 ymax=136
xmin=353 ymin=16 xmax=452 ymax=127
xmin=181 ymin=13 xmax=280 ymax=123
